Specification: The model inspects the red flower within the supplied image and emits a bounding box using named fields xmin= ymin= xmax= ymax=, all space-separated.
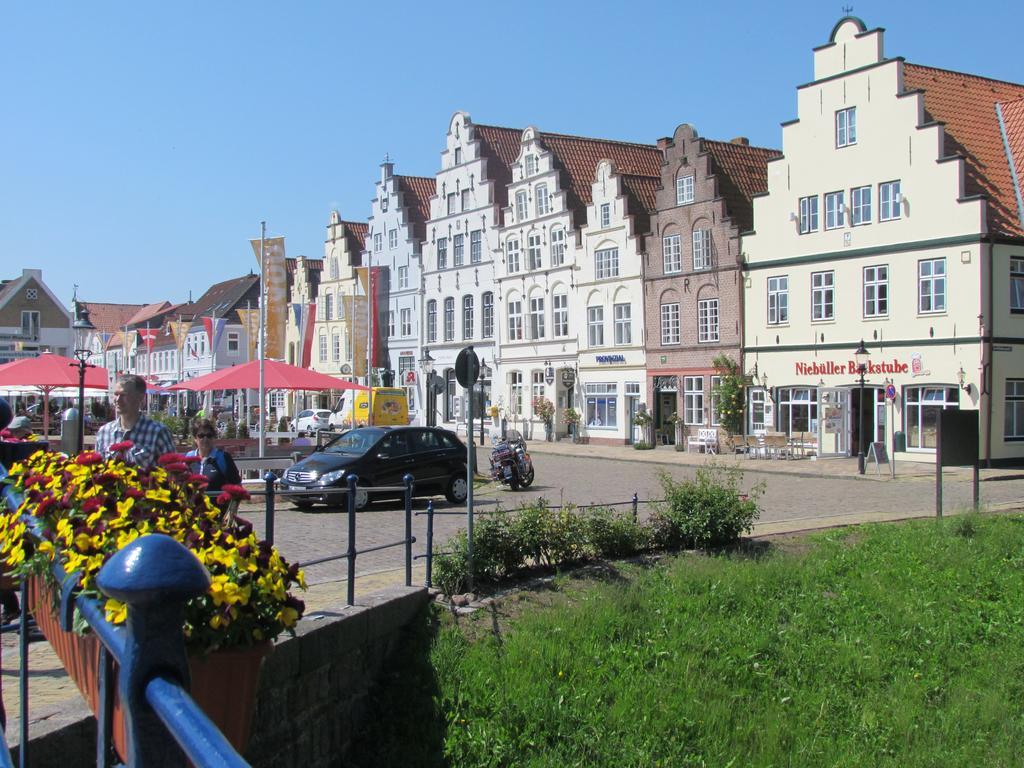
xmin=124 ymin=488 xmax=145 ymax=500
xmin=218 ymin=484 xmax=250 ymax=501
xmin=183 ymin=455 xmax=202 ymax=464
xmin=109 ymin=441 xmax=134 ymax=453
xmin=75 ymin=452 xmax=103 ymax=466
xmin=188 ymin=473 xmax=210 ymax=484
xmin=81 ymin=497 xmax=105 ymax=514
xmin=165 ymin=462 xmax=190 ymax=474
xmin=24 ymin=474 xmax=47 ymax=488
xmin=157 ymin=453 xmax=188 ymax=467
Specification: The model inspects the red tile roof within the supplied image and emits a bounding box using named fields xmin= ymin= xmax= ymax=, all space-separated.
xmin=620 ymin=175 xmax=661 ymax=239
xmin=80 ymin=302 xmax=144 ymax=336
xmin=702 ymin=139 xmax=783 ymax=233
xmin=473 ymin=124 xmax=523 ymax=207
xmin=904 ymin=63 xmax=1024 ymax=238
xmin=126 ymin=301 xmax=175 ymax=326
xmin=396 ymin=175 xmax=435 ymax=242
xmin=342 ymin=221 xmax=368 ymax=264
xmin=1000 ymin=97 xmax=1024 ymax=229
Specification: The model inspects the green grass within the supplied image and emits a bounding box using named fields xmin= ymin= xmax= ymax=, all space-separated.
xmin=354 ymin=514 xmax=1024 ymax=767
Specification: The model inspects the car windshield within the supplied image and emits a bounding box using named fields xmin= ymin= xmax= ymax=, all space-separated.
xmin=323 ymin=427 xmax=386 ymax=455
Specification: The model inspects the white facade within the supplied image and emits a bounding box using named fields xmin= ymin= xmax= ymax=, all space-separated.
xmin=312 ymin=213 xmax=365 ymax=385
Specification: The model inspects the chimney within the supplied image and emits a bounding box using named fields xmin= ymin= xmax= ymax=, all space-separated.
xmin=657 ymin=136 xmax=671 ymax=151
xmin=730 ymin=137 xmax=750 ymax=146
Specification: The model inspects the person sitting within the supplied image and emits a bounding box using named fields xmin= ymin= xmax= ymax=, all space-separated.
xmin=0 ymin=416 xmax=35 ymax=441
xmin=589 ymin=414 xmax=603 ymax=427
xmin=186 ymin=418 xmax=241 ymax=492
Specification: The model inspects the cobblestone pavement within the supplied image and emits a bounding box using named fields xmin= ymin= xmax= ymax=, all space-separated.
xmin=3 ymin=440 xmax=1022 ymax=747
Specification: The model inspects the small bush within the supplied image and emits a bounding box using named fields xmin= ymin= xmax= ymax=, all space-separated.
xmin=472 ymin=514 xmax=522 ymax=579
xmin=236 ymin=421 xmax=250 ymax=439
xmin=224 ymin=420 xmax=238 ymax=439
xmin=277 ymin=416 xmax=289 ymax=432
xmin=952 ymin=513 xmax=980 ymax=538
xmin=583 ymin=506 xmax=650 ymax=558
xmin=649 ymin=464 xmax=763 ymax=550
xmin=432 ymin=532 xmax=470 ymax=596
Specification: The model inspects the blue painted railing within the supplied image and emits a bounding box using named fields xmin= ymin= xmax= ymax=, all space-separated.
xmin=0 ymin=465 xmax=250 ymax=767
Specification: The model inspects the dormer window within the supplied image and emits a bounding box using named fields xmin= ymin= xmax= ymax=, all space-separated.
xmin=524 ymin=154 xmax=537 ymax=176
xmin=836 ymin=107 xmax=857 ymax=148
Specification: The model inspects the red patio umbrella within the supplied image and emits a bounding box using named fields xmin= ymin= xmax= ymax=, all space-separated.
xmin=168 ymin=359 xmax=368 ymax=392
xmin=0 ymin=353 xmax=109 ymax=437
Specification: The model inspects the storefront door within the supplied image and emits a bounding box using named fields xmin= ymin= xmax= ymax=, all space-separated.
xmin=657 ymin=392 xmax=676 ymax=444
xmin=818 ymin=388 xmax=848 ymax=456
xmin=849 ymin=386 xmax=884 ymax=458
xmin=626 ymin=395 xmax=639 ymax=445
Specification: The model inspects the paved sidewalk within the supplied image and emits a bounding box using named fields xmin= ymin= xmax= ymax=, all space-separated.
xmin=3 ymin=437 xmax=1021 ymax=750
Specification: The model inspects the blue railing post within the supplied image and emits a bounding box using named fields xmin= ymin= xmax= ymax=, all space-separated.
xmin=425 ymin=500 xmax=434 ymax=589
xmin=632 ymin=492 xmax=639 ymax=522
xmin=403 ymin=474 xmax=414 ymax=587
xmin=263 ymin=471 xmax=276 ymax=546
xmin=346 ymin=474 xmax=357 ymax=606
xmin=96 ymin=534 xmax=211 ymax=767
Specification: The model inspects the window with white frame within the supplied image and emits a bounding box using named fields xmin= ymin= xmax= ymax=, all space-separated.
xmin=397 ymin=266 xmax=409 ymax=289
xmin=387 ymin=311 xmax=395 ymax=338
xmin=536 ymin=184 xmax=550 ymax=216
xmin=614 ymin=303 xmax=631 ymax=345
xmin=683 ymin=376 xmax=704 ymax=425
xmin=453 ymin=147 xmax=462 ymax=165
xmin=507 ymin=299 xmax=523 ymax=341
xmin=227 ymin=332 xmax=239 ymax=353
xmin=325 ymin=292 xmax=334 ymax=321
xmin=524 ymin=154 xmax=537 ymax=176
xmin=825 ymin=191 xmax=845 ymax=229
xmin=550 ymin=227 xmax=566 ymax=266
xmin=462 ymin=295 xmax=474 ymax=339
xmin=585 ymin=382 xmax=618 ymax=427
xmin=506 ymin=239 xmax=521 ymax=273
xmin=461 ymin=189 xmax=470 ymax=212
xmin=905 ymin=386 xmax=958 ymax=450
xmin=374 ymin=233 xmax=383 ymax=252
xmin=447 ymin=194 xmax=456 ymax=215
xmin=426 ymin=300 xmax=437 ymax=342
xmin=587 ymin=306 xmax=604 ymax=346
xmin=595 ymin=247 xmax=619 ymax=279
xmin=692 ymin=229 xmax=711 ymax=270
xmin=600 ymin=203 xmax=611 ymax=228
xmin=710 ymin=375 xmax=722 ymax=426
xmin=663 ymin=233 xmax=681 ymax=273
xmin=482 ymin=292 xmax=494 ymax=337
xmin=880 ymin=180 xmax=901 ymax=221
xmin=437 ymin=237 xmax=448 ymax=269
xmin=811 ymin=270 xmax=834 ymax=321
xmin=332 ymin=333 xmax=341 ymax=361
xmin=443 ymin=298 xmax=454 ymax=341
xmin=553 ymin=292 xmax=568 ymax=337
xmin=661 ymin=302 xmax=680 ymax=344
xmin=1006 ymin=379 xmax=1024 ymax=440
xmin=453 ymin=233 xmax=464 ymax=266
xmin=399 ymin=353 xmax=416 ymax=410
xmin=836 ymin=107 xmax=857 ymax=147
xmin=400 ymin=308 xmax=412 ymax=337
xmin=509 ymin=371 xmax=523 ymax=417
xmin=529 ymin=296 xmax=545 ymax=339
xmin=698 ymin=298 xmax=719 ymax=342
xmin=1012 ymin=258 xmax=1024 ymax=313
xmin=767 ymin=276 xmax=788 ymax=324
xmin=676 ymin=175 xmax=695 ymax=205
xmin=918 ymin=258 xmax=946 ymax=313
xmin=528 ymin=233 xmax=543 ymax=270
xmin=851 ymin=185 xmax=872 ymax=225
xmin=470 ymin=230 xmax=482 ymax=263
xmin=329 ymin=258 xmax=339 ymax=280
xmin=863 ymin=265 xmax=888 ymax=317
xmin=532 ymin=371 xmax=545 ymax=412
xmin=516 ymin=190 xmax=528 ymax=221
xmin=389 ymin=229 xmax=398 ymax=249
xmin=318 ymin=332 xmax=327 ymax=362
xmin=799 ymin=195 xmax=819 ymax=233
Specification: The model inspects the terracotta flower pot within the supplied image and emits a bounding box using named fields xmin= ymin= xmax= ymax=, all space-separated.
xmin=28 ymin=577 xmax=269 ymax=762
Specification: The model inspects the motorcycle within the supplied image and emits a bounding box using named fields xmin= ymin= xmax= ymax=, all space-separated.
xmin=489 ymin=430 xmax=535 ymax=491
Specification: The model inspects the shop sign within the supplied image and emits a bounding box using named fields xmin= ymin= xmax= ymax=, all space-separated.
xmin=560 ymin=366 xmax=576 ymax=389
xmin=596 ymin=354 xmax=626 ymax=364
xmin=793 ymin=358 xmax=909 ymax=376
xmin=544 ymin=366 xmax=555 ymax=385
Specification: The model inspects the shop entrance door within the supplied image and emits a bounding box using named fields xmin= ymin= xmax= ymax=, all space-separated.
xmin=818 ymin=388 xmax=848 ymax=456
xmin=657 ymin=392 xmax=676 ymax=444
xmin=849 ymin=386 xmax=885 ymax=458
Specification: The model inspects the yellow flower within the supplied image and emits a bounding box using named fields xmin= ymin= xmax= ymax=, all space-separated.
xmin=105 ymin=598 xmax=127 ymax=624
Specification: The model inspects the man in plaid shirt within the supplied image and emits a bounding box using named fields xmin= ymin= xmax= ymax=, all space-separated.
xmin=95 ymin=375 xmax=175 ymax=469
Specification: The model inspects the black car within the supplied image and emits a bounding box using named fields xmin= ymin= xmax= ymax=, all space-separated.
xmin=279 ymin=426 xmax=469 ymax=511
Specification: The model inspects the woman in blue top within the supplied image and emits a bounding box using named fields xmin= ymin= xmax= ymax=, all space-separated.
xmin=186 ymin=418 xmax=241 ymax=492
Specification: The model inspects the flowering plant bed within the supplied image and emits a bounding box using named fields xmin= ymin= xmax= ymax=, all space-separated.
xmin=0 ymin=444 xmax=306 ymax=652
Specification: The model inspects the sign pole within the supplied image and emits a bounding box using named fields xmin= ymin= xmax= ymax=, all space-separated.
xmin=455 ymin=345 xmax=480 ymax=593
xmin=258 ymin=222 xmax=266 ymax=460
xmin=935 ymin=414 xmax=943 ymax=518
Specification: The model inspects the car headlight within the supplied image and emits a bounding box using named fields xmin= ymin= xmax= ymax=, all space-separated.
xmin=319 ymin=469 xmax=346 ymax=485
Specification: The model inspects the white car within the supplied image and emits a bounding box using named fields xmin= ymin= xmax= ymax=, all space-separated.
xmin=289 ymin=409 xmax=332 ymax=436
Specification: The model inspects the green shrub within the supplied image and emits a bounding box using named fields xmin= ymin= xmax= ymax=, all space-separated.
xmin=236 ymin=421 xmax=250 ymax=439
xmin=432 ymin=532 xmax=470 ymax=596
xmin=224 ymin=420 xmax=238 ymax=439
xmin=277 ymin=416 xmax=289 ymax=432
xmin=509 ymin=501 xmax=587 ymax=567
xmin=649 ymin=464 xmax=762 ymax=550
xmin=583 ymin=506 xmax=650 ymax=558
xmin=472 ymin=513 xmax=522 ymax=579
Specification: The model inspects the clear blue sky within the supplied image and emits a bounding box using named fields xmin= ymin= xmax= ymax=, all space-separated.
xmin=3 ymin=1 xmax=1019 ymax=308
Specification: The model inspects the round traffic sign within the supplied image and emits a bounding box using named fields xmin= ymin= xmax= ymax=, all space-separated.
xmin=885 ymin=383 xmax=897 ymax=401
xmin=455 ymin=346 xmax=480 ymax=388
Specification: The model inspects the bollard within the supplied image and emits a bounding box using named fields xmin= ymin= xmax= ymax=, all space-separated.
xmin=632 ymin=492 xmax=639 ymax=522
xmin=96 ymin=534 xmax=211 ymax=767
xmin=425 ymin=500 xmax=434 ymax=589
xmin=346 ymin=474 xmax=357 ymax=606
xmin=403 ymin=474 xmax=414 ymax=587
xmin=264 ymin=472 xmax=276 ymax=546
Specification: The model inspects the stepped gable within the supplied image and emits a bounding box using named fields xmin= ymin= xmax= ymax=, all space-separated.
xmin=396 ymin=175 xmax=435 ymax=242
xmin=538 ymin=132 xmax=662 ymax=226
xmin=701 ymin=139 xmax=783 ymax=233
xmin=473 ymin=124 xmax=522 ymax=207
xmin=903 ymin=63 xmax=1024 ymax=238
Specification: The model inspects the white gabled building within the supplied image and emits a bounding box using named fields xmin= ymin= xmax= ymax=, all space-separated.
xmin=313 ymin=212 xmax=367 ymax=384
xmin=361 ymin=162 xmax=434 ymax=421
xmin=421 ymin=113 xmax=520 ymax=430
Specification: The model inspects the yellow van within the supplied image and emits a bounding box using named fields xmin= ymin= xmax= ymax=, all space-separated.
xmin=330 ymin=388 xmax=409 ymax=428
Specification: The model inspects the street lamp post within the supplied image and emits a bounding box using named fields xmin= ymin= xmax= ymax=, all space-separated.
xmin=854 ymin=339 xmax=870 ymax=475
xmin=419 ymin=347 xmax=436 ymax=427
xmin=72 ymin=305 xmax=97 ymax=454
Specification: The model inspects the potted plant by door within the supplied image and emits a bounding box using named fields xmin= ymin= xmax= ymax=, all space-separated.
xmin=668 ymin=412 xmax=685 ymax=451
xmin=0 ymin=445 xmax=307 ymax=761
xmin=532 ymin=397 xmax=555 ymax=441
xmin=564 ymin=408 xmax=581 ymax=443
xmin=632 ymin=409 xmax=654 ymax=449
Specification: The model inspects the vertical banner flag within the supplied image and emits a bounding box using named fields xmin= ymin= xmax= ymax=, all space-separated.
xmin=168 ymin=319 xmax=189 ymax=355
xmin=342 ymin=295 xmax=368 ymax=377
xmin=356 ymin=266 xmax=387 ymax=369
xmin=202 ymin=317 xmax=228 ymax=355
xmin=236 ymin=309 xmax=260 ymax=360
xmin=301 ymin=302 xmax=316 ymax=368
xmin=250 ymin=236 xmax=287 ymax=359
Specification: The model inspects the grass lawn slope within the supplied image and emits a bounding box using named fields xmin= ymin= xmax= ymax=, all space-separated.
xmin=356 ymin=514 xmax=1024 ymax=767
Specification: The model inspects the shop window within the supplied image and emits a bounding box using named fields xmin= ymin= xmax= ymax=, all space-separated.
xmin=904 ymin=386 xmax=959 ymax=450
xmin=585 ymin=382 xmax=617 ymax=427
